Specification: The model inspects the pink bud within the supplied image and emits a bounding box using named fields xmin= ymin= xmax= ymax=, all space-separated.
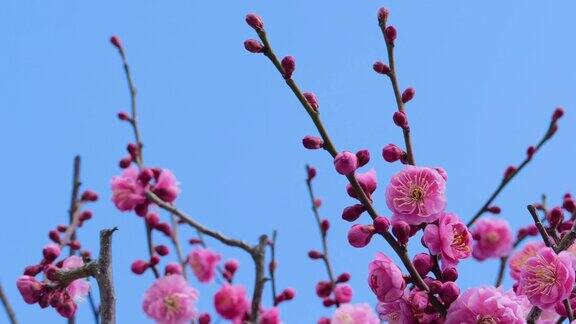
xmin=385 ymin=26 xmax=397 ymax=44
xmin=281 ymin=287 xmax=296 ymax=300
xmin=188 ymin=238 xmax=203 ymax=245
xmin=149 ymin=255 xmax=160 ymax=266
xmin=44 ymin=264 xmax=60 ymax=281
xmin=117 ymin=111 xmax=130 ymax=121
xmin=245 ymin=13 xmax=264 ymax=31
xmin=315 ymin=281 xmax=333 ymax=298
xmin=412 ymin=253 xmax=433 ymax=276
xmin=281 ymin=56 xmax=296 ymax=79
xmin=16 ymin=276 xmax=44 ymax=304
xmin=81 ymin=190 xmax=98 ymax=202
xmin=373 ymin=216 xmax=390 ymax=233
xmin=401 ymin=88 xmax=415 ymax=103
xmin=198 ymin=313 xmax=211 ymax=324
xmin=559 ymin=221 xmax=573 ymax=232
xmin=303 ymin=92 xmax=319 ymax=111
xmin=526 ymin=224 xmax=539 ymax=236
xmin=318 ymin=317 xmax=331 ymax=324
xmin=138 ymin=168 xmax=154 ymax=185
xmin=553 ymin=107 xmax=565 ymax=121
xmin=442 ymin=267 xmax=458 ymax=282
xmin=336 ymin=272 xmax=351 ymax=283
xmin=323 ymin=298 xmax=336 ymax=307
xmin=306 ymin=165 xmax=317 ymax=181
xmin=268 ymin=261 xmax=277 ymax=273
xmin=314 ymin=198 xmax=322 ymax=208
xmin=119 ymin=156 xmax=132 ymax=169
xmin=131 ymin=260 xmax=149 ymax=275
xmin=382 ymin=144 xmax=404 ymax=162
xmin=347 ymin=224 xmax=375 ymax=248
xmin=563 ymin=197 xmax=576 ymax=213
xmin=486 ymin=206 xmax=501 ymax=214
xmin=57 ymin=300 xmax=77 ymax=318
xmin=392 ymin=221 xmax=410 ymax=244
xmin=308 ymin=250 xmax=323 ymax=259
xmin=69 ymin=240 xmax=81 ymax=251
xmin=341 ymin=204 xmax=366 ymax=222
xmin=355 ymin=149 xmax=370 ymax=167
xmin=321 ymin=219 xmax=330 ymax=234
xmin=165 ymin=263 xmax=183 ymax=275
xmin=377 ymin=7 xmax=390 ymax=23
xmin=333 ymin=284 xmax=353 ymax=304
xmin=334 ymin=151 xmax=358 ymax=175
xmin=244 ymin=39 xmax=264 ymax=53
xmin=547 ymin=207 xmax=564 ymax=227
xmin=373 ymin=61 xmax=390 ymax=75
xmin=49 ymin=230 xmax=61 ymax=243
xmin=24 ymin=264 xmax=43 ymax=276
xmin=79 ymin=210 xmax=93 ymax=221
xmin=224 ymin=259 xmax=240 ymax=275
xmin=439 ymin=282 xmax=460 ymax=305
xmin=57 ymin=225 xmax=67 ymax=233
xmin=393 ymin=111 xmax=409 ymax=128
xmin=302 ymin=136 xmax=324 ymax=150
xmin=110 ymin=35 xmax=122 ymax=49
xmin=154 ymin=245 xmax=170 ymax=256
xmin=144 ymin=213 xmax=159 ymax=228
xmin=526 ymin=146 xmax=536 ymax=159
xmin=43 ymin=244 xmax=61 ymax=263
xmin=564 ymin=193 xmax=572 ymax=199
xmin=503 ymin=165 xmax=517 ymax=180
xmin=155 ymin=222 xmax=173 ymax=237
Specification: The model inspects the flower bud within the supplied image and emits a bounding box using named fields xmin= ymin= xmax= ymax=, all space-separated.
xmin=154 ymin=245 xmax=169 ymax=256
xmin=336 ymin=273 xmax=351 ymax=283
xmin=563 ymin=197 xmax=576 ymax=213
xmin=131 ymin=260 xmax=149 ymax=275
xmin=314 ymin=199 xmax=322 ymax=208
xmin=401 ymin=88 xmax=415 ymax=103
xmin=393 ymin=111 xmax=409 ymax=129
xmin=49 ymin=230 xmax=61 ymax=243
xmin=526 ymin=146 xmax=536 ymax=159
xmin=245 ymin=13 xmax=264 ymax=31
xmin=69 ymin=240 xmax=81 ymax=251
xmin=308 ymin=250 xmax=323 ymax=259
xmin=224 ymin=259 xmax=240 ymax=275
xmin=334 ymin=284 xmax=353 ymax=304
xmin=281 ymin=56 xmax=296 ymax=79
xmin=385 ymin=26 xmax=397 ymax=44
xmin=347 ymin=224 xmax=375 ymax=248
xmin=281 ymin=287 xmax=295 ymax=300
xmin=188 ymin=238 xmax=203 ymax=245
xmin=342 ymin=204 xmax=366 ymax=222
xmin=44 ymin=264 xmax=60 ymax=281
xmin=165 ymin=263 xmax=183 ymax=275
xmin=149 ymin=255 xmax=160 ymax=266
xmin=119 ymin=156 xmax=132 ymax=169
xmin=110 ymin=35 xmax=122 ymax=49
xmin=321 ymin=219 xmax=330 ymax=234
xmin=57 ymin=225 xmax=67 ymax=233
xmin=355 ymin=149 xmax=370 ymax=167
xmin=117 ymin=111 xmax=130 ymax=121
xmin=486 ymin=206 xmax=501 ymax=214
xmin=526 ymin=224 xmax=539 ymax=236
xmin=392 ymin=221 xmax=410 ymax=244
xmin=316 ymin=281 xmax=333 ymax=298
xmin=155 ymin=222 xmax=173 ymax=237
xmin=24 ymin=264 xmax=43 ymax=276
xmin=318 ymin=317 xmax=331 ymax=324
xmin=334 ymin=151 xmax=358 ymax=175
xmin=17 ymin=276 xmax=44 ymax=304
xmin=373 ymin=216 xmax=390 ymax=234
xmin=439 ymin=282 xmax=460 ymax=305
xmin=547 ymin=207 xmax=564 ymax=228
xmin=43 ymin=244 xmax=61 ymax=263
xmin=503 ymin=165 xmax=517 ymax=180
xmin=57 ymin=300 xmax=77 ymax=318
xmin=79 ymin=210 xmax=93 ymax=221
xmin=306 ymin=165 xmax=317 ymax=181
xmin=244 ymin=39 xmax=264 ymax=53
xmin=442 ymin=267 xmax=458 ymax=282
xmin=303 ymin=92 xmax=319 ymax=111
xmin=138 ymin=168 xmax=154 ymax=185
xmin=81 ymin=190 xmax=98 ymax=202
xmin=552 ymin=107 xmax=565 ymax=121
xmin=412 ymin=253 xmax=433 ymax=276
xmin=302 ymin=136 xmax=324 ymax=150
xmin=373 ymin=61 xmax=390 ymax=75
xmin=378 ymin=8 xmax=390 ymax=23
xmin=198 ymin=313 xmax=211 ymax=324
xmin=382 ymin=144 xmax=404 ymax=162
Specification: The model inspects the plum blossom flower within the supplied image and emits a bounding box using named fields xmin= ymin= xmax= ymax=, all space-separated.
xmin=16 ymin=276 xmax=44 ymax=304
xmin=151 ymin=169 xmax=180 ymax=203
xmin=423 ymin=213 xmax=472 ymax=270
xmin=214 ymin=284 xmax=249 ymax=320
xmin=333 ymin=284 xmax=353 ymax=304
xmin=471 ymin=217 xmax=513 ymax=260
xmin=111 ymin=167 xmax=147 ymax=211
xmin=346 ymin=169 xmax=377 ymax=199
xmin=386 ymin=166 xmax=446 ymax=225
xmin=376 ymin=298 xmax=414 ymax=324
xmin=508 ymin=241 xmax=545 ymax=281
xmin=446 ymin=286 xmax=525 ymax=324
xmin=62 ymin=256 xmax=90 ymax=301
xmin=517 ymin=247 xmax=575 ymax=309
xmin=142 ymin=274 xmax=199 ymax=324
xmin=368 ymin=252 xmax=405 ymax=303
xmin=331 ymin=303 xmax=380 ymax=324
xmin=188 ymin=248 xmax=221 ymax=283
xmin=259 ymin=307 xmax=281 ymax=324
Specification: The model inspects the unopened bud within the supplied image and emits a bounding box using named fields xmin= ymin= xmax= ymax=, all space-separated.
xmin=412 ymin=253 xmax=433 ymax=276
xmin=526 ymin=146 xmax=536 ymax=159
xmin=377 ymin=7 xmax=390 ymax=23
xmin=302 ymin=135 xmax=324 ymax=150
xmin=81 ymin=190 xmax=98 ymax=202
xmin=401 ymin=88 xmax=415 ymax=103
xmin=244 ymin=39 xmax=264 ymax=53
xmin=385 ymin=26 xmax=397 ymax=44
xmin=382 ymin=144 xmax=404 ymax=162
xmin=392 ymin=221 xmax=410 ymax=245
xmin=245 ymin=13 xmax=264 ymax=31
xmin=321 ymin=219 xmax=330 ymax=234
xmin=347 ymin=224 xmax=375 ymax=248
xmin=486 ymin=206 xmax=501 ymax=214
xmin=43 ymin=244 xmax=61 ymax=263
xmin=503 ymin=165 xmax=517 ymax=180
xmin=373 ymin=216 xmax=390 ymax=233
xmin=165 ymin=263 xmax=183 ymax=275
xmin=552 ymin=107 xmax=565 ymax=121
xmin=308 ymin=250 xmax=323 ymax=259
xmin=341 ymin=204 xmax=366 ymax=222
xmin=393 ymin=111 xmax=409 ymax=128
xmin=334 ymin=151 xmax=358 ymax=175
xmin=373 ymin=61 xmax=390 ymax=75
xmin=442 ymin=267 xmax=459 ymax=282
xmin=336 ymin=272 xmax=351 ymax=283
xmin=281 ymin=56 xmax=296 ymax=79
xmin=306 ymin=165 xmax=317 ymax=181
xmin=154 ymin=245 xmax=170 ymax=256
xmin=131 ymin=260 xmax=149 ymax=275
xmin=355 ymin=149 xmax=370 ymax=168
xmin=303 ymin=92 xmax=319 ymax=111
xmin=110 ymin=35 xmax=122 ymax=49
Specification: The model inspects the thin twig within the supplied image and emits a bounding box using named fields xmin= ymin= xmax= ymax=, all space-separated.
xmin=0 ymin=282 xmax=17 ymax=324
xmin=67 ymin=156 xmax=82 ymax=324
xmin=269 ymin=231 xmax=278 ymax=306
xmin=170 ymin=213 xmax=188 ymax=280
xmin=527 ymin=205 xmax=554 ymax=248
xmin=495 ymin=237 xmax=526 ymax=287
xmin=87 ymin=290 xmax=100 ymax=324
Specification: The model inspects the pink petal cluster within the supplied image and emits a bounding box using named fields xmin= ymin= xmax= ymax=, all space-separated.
xmin=111 ymin=167 xmax=147 ymax=211
xmin=333 ymin=284 xmax=353 ymax=304
xmin=386 ymin=166 xmax=446 ymax=225
xmin=331 ymin=303 xmax=380 ymax=324
xmin=188 ymin=248 xmax=221 ymax=283
xmin=214 ymin=284 xmax=249 ymax=320
xmin=152 ymin=169 xmax=180 ymax=203
xmin=259 ymin=307 xmax=280 ymax=324
xmin=16 ymin=276 xmax=44 ymax=304
xmin=346 ymin=169 xmax=378 ymax=199
xmin=423 ymin=213 xmax=472 ymax=270
xmin=508 ymin=241 xmax=545 ymax=281
xmin=62 ymin=256 xmax=90 ymax=301
xmin=376 ymin=298 xmax=414 ymax=324
xmin=142 ymin=274 xmax=199 ymax=324
xmin=517 ymin=247 xmax=575 ymax=309
xmin=368 ymin=252 xmax=405 ymax=303
xmin=446 ymin=286 xmax=525 ymax=324
xmin=471 ymin=217 xmax=513 ymax=260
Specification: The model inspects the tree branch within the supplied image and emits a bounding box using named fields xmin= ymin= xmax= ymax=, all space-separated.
xmin=0 ymin=282 xmax=17 ymax=324
xmin=268 ymin=230 xmax=278 ymax=306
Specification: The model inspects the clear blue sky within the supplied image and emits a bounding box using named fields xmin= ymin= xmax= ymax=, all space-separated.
xmin=2 ymin=1 xmax=576 ymax=323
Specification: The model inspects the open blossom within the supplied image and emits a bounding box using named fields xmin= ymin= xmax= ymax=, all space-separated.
xmin=386 ymin=166 xmax=446 ymax=225
xmin=368 ymin=252 xmax=405 ymax=303
xmin=346 ymin=169 xmax=377 ymax=199
xmin=508 ymin=241 xmax=545 ymax=281
xmin=517 ymin=247 xmax=575 ymax=309
xmin=331 ymin=303 xmax=380 ymax=324
xmin=142 ymin=274 xmax=199 ymax=324
xmin=151 ymin=169 xmax=180 ymax=203
xmin=111 ymin=167 xmax=147 ymax=211
xmin=259 ymin=307 xmax=280 ymax=324
xmin=471 ymin=218 xmax=513 ymax=260
xmin=423 ymin=213 xmax=472 ymax=270
xmin=214 ymin=284 xmax=249 ymax=320
xmin=376 ymin=298 xmax=414 ymax=324
xmin=189 ymin=248 xmax=221 ymax=283
xmin=446 ymin=286 xmax=525 ymax=324
xmin=333 ymin=284 xmax=353 ymax=304
xmin=62 ymin=256 xmax=90 ymax=301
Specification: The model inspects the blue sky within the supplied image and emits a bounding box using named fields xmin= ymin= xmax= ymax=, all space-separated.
xmin=1 ymin=1 xmax=576 ymax=323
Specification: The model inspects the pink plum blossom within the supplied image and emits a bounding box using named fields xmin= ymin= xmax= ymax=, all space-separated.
xmin=368 ymin=252 xmax=405 ymax=303
xmin=62 ymin=256 xmax=90 ymax=301
xmin=152 ymin=169 xmax=180 ymax=203
xmin=346 ymin=169 xmax=377 ymax=199
xmin=423 ymin=212 xmax=472 ymax=270
xmin=376 ymin=298 xmax=414 ymax=324
xmin=214 ymin=284 xmax=249 ymax=320
xmin=508 ymin=241 xmax=545 ymax=281
xmin=333 ymin=284 xmax=353 ymax=304
xmin=111 ymin=167 xmax=147 ymax=211
xmin=16 ymin=276 xmax=44 ymax=304
xmin=386 ymin=166 xmax=446 ymax=225
xmin=142 ymin=274 xmax=199 ymax=324
xmin=517 ymin=247 xmax=575 ymax=309
xmin=259 ymin=307 xmax=281 ymax=324
xmin=189 ymin=248 xmax=221 ymax=283
xmin=331 ymin=303 xmax=380 ymax=324
xmin=446 ymin=286 xmax=525 ymax=324
xmin=471 ymin=217 xmax=513 ymax=260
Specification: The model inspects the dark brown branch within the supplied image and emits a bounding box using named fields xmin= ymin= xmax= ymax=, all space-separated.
xmin=0 ymin=282 xmax=17 ymax=324
xmin=527 ymin=205 xmax=554 ymax=248
xmin=527 ymin=307 xmax=542 ymax=324
xmin=269 ymin=231 xmax=278 ymax=306
xmin=495 ymin=237 xmax=526 ymax=287
xmin=249 ymin=235 xmax=268 ymax=323
xmin=145 ymin=223 xmax=160 ymax=278
xmin=170 ymin=213 xmax=188 ymax=280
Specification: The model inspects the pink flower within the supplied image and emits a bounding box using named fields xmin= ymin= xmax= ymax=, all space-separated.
xmin=517 ymin=247 xmax=575 ymax=309
xmin=259 ymin=307 xmax=280 ymax=324
xmin=368 ymin=252 xmax=405 ymax=303
xmin=214 ymin=284 xmax=249 ymax=320
xmin=386 ymin=166 xmax=446 ymax=225
xmin=446 ymin=286 xmax=525 ymax=324
xmin=142 ymin=274 xmax=199 ymax=324
xmin=62 ymin=256 xmax=90 ymax=301
xmin=471 ymin=218 xmax=513 ymax=260
xmin=334 ymin=151 xmax=358 ymax=175
xmin=16 ymin=276 xmax=44 ymax=304
xmin=508 ymin=241 xmax=545 ymax=281
xmin=376 ymin=298 xmax=414 ymax=324
xmin=331 ymin=303 xmax=380 ymax=324
xmin=333 ymin=284 xmax=353 ymax=303
xmin=189 ymin=248 xmax=221 ymax=283
xmin=423 ymin=212 xmax=472 ymax=270
xmin=111 ymin=167 xmax=147 ymax=211
xmin=346 ymin=169 xmax=378 ymax=199
xmin=152 ymin=169 xmax=180 ymax=203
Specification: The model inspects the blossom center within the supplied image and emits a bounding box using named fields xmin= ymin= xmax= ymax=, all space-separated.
xmin=477 ymin=315 xmax=497 ymax=324
xmin=410 ymin=187 xmax=424 ymax=201
xmin=452 ymin=232 xmax=469 ymax=251
xmin=525 ymin=260 xmax=557 ymax=294
xmin=163 ymin=295 xmax=180 ymax=313
xmin=485 ymin=231 xmax=500 ymax=244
